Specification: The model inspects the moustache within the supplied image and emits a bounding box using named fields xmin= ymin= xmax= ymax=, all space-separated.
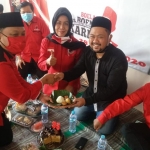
xmin=92 ymin=43 xmax=101 ymax=46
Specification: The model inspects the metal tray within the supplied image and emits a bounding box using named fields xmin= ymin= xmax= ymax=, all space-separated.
xmin=12 ymin=102 xmax=42 ymax=118
xmin=11 ymin=113 xmax=37 ymax=128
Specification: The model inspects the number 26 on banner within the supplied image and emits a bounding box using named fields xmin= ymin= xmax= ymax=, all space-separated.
xmin=126 ymin=56 xmax=146 ymax=67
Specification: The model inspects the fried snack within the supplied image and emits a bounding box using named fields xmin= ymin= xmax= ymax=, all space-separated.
xmin=65 ymin=98 xmax=71 ymax=104
xmin=15 ymin=115 xmax=24 ymax=123
xmin=26 ymin=104 xmax=41 ymax=116
xmin=23 ymin=116 xmax=32 ymax=125
xmin=61 ymin=101 xmax=67 ymax=106
xmin=64 ymin=95 xmax=69 ymax=99
xmin=15 ymin=102 xmax=27 ymax=112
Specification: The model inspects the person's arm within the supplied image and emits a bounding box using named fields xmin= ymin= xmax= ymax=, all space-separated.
xmin=85 ymin=52 xmax=128 ymax=105
xmin=67 ymin=47 xmax=84 ymax=92
xmin=0 ymin=63 xmax=42 ymax=103
xmin=94 ymin=85 xmax=145 ymax=131
xmin=63 ymin=48 xmax=86 ymax=81
xmin=0 ymin=63 xmax=55 ymax=103
xmin=38 ymin=38 xmax=50 ymax=71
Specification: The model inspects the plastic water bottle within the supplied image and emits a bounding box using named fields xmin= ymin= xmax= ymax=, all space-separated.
xmin=32 ymin=78 xmax=38 ymax=83
xmin=69 ymin=110 xmax=77 ymax=133
xmin=41 ymin=104 xmax=48 ymax=124
xmin=26 ymin=74 xmax=32 ymax=84
xmin=97 ymin=135 xmax=107 ymax=150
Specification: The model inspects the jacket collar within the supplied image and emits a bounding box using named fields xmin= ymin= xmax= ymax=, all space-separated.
xmin=0 ymin=46 xmax=14 ymax=62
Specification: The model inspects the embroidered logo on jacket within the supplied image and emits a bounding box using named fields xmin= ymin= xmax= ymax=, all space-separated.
xmin=33 ymin=25 xmax=40 ymax=32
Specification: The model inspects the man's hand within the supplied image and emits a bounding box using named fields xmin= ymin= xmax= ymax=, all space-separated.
xmin=39 ymin=93 xmax=53 ymax=105
xmin=54 ymin=72 xmax=64 ymax=82
xmin=46 ymin=49 xmax=57 ymax=66
xmin=39 ymin=73 xmax=56 ymax=85
xmin=16 ymin=55 xmax=25 ymax=69
xmin=71 ymin=97 xmax=86 ymax=107
xmin=93 ymin=119 xmax=103 ymax=131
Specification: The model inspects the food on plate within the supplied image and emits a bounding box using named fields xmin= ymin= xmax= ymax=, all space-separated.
xmin=40 ymin=121 xmax=63 ymax=145
xmin=15 ymin=115 xmax=24 ymax=122
xmin=65 ymin=98 xmax=71 ymax=104
xmin=56 ymin=95 xmax=72 ymax=106
xmin=12 ymin=114 xmax=34 ymax=126
xmin=61 ymin=101 xmax=67 ymax=106
xmin=50 ymin=90 xmax=75 ymax=108
xmin=26 ymin=104 xmax=41 ymax=116
xmin=8 ymin=99 xmax=15 ymax=108
xmin=15 ymin=102 xmax=27 ymax=112
xmin=20 ymin=142 xmax=38 ymax=150
xmin=56 ymin=96 xmax=65 ymax=104
xmin=23 ymin=116 xmax=32 ymax=125
xmin=32 ymin=121 xmax=43 ymax=132
xmin=64 ymin=95 xmax=68 ymax=99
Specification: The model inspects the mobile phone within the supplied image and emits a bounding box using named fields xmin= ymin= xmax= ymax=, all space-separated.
xmin=75 ymin=137 xmax=88 ymax=150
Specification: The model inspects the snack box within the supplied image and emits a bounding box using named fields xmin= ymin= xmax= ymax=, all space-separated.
xmin=11 ymin=113 xmax=37 ymax=128
xmin=13 ymin=102 xmax=42 ymax=117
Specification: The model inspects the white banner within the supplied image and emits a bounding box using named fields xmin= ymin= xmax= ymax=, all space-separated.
xmin=47 ymin=0 xmax=150 ymax=74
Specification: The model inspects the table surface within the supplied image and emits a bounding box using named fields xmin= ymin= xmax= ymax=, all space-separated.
xmin=2 ymin=108 xmax=113 ymax=150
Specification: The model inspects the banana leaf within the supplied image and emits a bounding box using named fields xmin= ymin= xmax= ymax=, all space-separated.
xmin=50 ymin=90 xmax=74 ymax=105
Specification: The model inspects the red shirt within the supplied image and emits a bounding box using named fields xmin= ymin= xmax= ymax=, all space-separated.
xmin=97 ymin=83 xmax=150 ymax=127
xmin=38 ymin=36 xmax=83 ymax=96
xmin=21 ymin=16 xmax=50 ymax=62
xmin=0 ymin=49 xmax=42 ymax=126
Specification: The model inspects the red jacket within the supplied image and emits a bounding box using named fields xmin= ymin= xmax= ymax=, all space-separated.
xmin=21 ymin=16 xmax=50 ymax=62
xmin=97 ymin=83 xmax=150 ymax=127
xmin=38 ymin=36 xmax=83 ymax=96
xmin=0 ymin=49 xmax=42 ymax=126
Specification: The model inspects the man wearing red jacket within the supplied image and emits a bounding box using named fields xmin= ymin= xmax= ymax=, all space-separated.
xmin=94 ymin=83 xmax=150 ymax=150
xmin=0 ymin=12 xmax=55 ymax=147
xmin=16 ymin=1 xmax=50 ymax=79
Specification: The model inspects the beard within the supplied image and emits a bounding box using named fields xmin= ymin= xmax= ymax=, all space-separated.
xmin=95 ymin=48 xmax=105 ymax=53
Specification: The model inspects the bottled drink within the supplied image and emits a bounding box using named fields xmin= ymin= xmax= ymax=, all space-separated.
xmin=32 ymin=78 xmax=38 ymax=83
xmin=41 ymin=104 xmax=48 ymax=124
xmin=69 ymin=110 xmax=77 ymax=133
xmin=97 ymin=135 xmax=107 ymax=150
xmin=26 ymin=74 xmax=32 ymax=84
